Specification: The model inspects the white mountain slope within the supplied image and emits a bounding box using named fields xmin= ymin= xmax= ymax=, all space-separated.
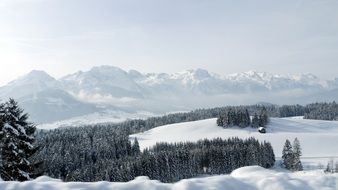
xmin=1 ymin=65 xmax=337 ymax=123
xmin=18 ymin=89 xmax=99 ymax=123
xmin=61 ymin=66 xmax=144 ymax=100
xmin=0 ymin=70 xmax=58 ymax=99
xmin=130 ymin=117 xmax=338 ymax=158
xmin=0 ymin=70 xmax=100 ymax=123
xmin=227 ymin=71 xmax=325 ymax=91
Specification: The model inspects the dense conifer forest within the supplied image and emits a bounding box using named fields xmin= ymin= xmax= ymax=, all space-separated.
xmin=33 ymin=129 xmax=275 ymax=182
xmin=304 ymin=102 xmax=338 ymax=120
xmin=216 ymin=107 xmax=269 ymax=128
xmin=1 ymin=100 xmax=337 ymax=182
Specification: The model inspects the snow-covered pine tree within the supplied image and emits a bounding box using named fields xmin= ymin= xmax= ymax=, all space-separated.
xmin=259 ymin=107 xmax=269 ymax=127
xmin=0 ymin=99 xmax=39 ymax=181
xmin=251 ymin=113 xmax=259 ymax=128
xmin=245 ymin=109 xmax=251 ymax=127
xmin=238 ymin=110 xmax=246 ymax=128
xmin=216 ymin=115 xmax=224 ymax=127
xmin=325 ymin=159 xmax=334 ymax=173
xmin=0 ymin=102 xmax=5 ymax=178
xmin=131 ymin=137 xmax=140 ymax=156
xmin=292 ymin=138 xmax=303 ymax=171
xmin=282 ymin=139 xmax=293 ymax=170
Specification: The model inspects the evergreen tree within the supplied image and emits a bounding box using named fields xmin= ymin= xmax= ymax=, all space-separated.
xmin=228 ymin=109 xmax=235 ymax=126
xmin=259 ymin=107 xmax=268 ymax=127
xmin=325 ymin=159 xmax=334 ymax=173
xmin=245 ymin=109 xmax=251 ymax=127
xmin=216 ymin=115 xmax=224 ymax=127
xmin=282 ymin=139 xmax=293 ymax=170
xmin=0 ymin=99 xmax=40 ymax=181
xmin=251 ymin=114 xmax=259 ymax=128
xmin=131 ymin=138 xmax=140 ymax=156
xmin=292 ymin=138 xmax=303 ymax=171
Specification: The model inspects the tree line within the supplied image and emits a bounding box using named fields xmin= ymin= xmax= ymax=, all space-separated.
xmin=98 ymin=101 xmax=338 ymax=136
xmin=34 ymin=101 xmax=335 ymax=141
xmin=304 ymin=102 xmax=338 ymax=120
xmin=113 ymin=138 xmax=275 ymax=183
xmin=216 ymin=107 xmax=268 ymax=128
xmin=33 ymin=133 xmax=275 ymax=182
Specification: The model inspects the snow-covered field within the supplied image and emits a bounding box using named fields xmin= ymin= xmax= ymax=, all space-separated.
xmin=37 ymin=111 xmax=156 ymax=129
xmin=0 ymin=166 xmax=336 ymax=190
xmin=131 ymin=117 xmax=338 ymax=159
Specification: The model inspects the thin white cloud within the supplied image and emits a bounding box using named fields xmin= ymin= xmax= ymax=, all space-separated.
xmin=0 ymin=0 xmax=44 ymax=7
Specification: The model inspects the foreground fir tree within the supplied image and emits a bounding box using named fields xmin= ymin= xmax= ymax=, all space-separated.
xmin=0 ymin=99 xmax=40 ymax=181
xmin=282 ymin=139 xmax=294 ymax=170
xmin=292 ymin=138 xmax=303 ymax=171
xmin=282 ymin=138 xmax=303 ymax=171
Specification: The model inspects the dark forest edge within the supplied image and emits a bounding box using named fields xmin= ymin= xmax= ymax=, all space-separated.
xmin=42 ymin=101 xmax=337 ymax=135
xmin=34 ymin=134 xmax=275 ymax=182
xmin=217 ymin=107 xmax=268 ymax=129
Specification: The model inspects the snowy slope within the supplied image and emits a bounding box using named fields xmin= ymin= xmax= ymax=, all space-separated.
xmin=37 ymin=110 xmax=156 ymax=130
xmin=0 ymin=166 xmax=336 ymax=190
xmin=131 ymin=117 xmax=338 ymax=158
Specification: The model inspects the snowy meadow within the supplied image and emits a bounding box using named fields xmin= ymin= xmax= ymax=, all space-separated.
xmin=0 ymin=166 xmax=337 ymax=190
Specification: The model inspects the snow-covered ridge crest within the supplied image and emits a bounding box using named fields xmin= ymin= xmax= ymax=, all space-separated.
xmin=1 ymin=65 xmax=337 ymax=123
xmin=60 ymin=66 xmax=329 ymax=90
xmin=1 ymin=66 xmax=332 ymax=98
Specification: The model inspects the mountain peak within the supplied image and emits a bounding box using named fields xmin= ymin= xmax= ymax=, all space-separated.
xmin=25 ymin=70 xmax=55 ymax=80
xmin=0 ymin=70 xmax=58 ymax=99
xmin=128 ymin=69 xmax=144 ymax=79
xmin=228 ymin=70 xmax=274 ymax=81
xmin=90 ymin=65 xmax=127 ymax=75
xmin=193 ymin=68 xmax=211 ymax=79
xmin=175 ymin=68 xmax=212 ymax=81
xmin=293 ymin=73 xmax=318 ymax=81
xmin=60 ymin=65 xmax=143 ymax=98
xmin=8 ymin=70 xmax=56 ymax=86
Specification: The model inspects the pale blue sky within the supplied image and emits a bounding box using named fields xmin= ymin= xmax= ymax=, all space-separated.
xmin=0 ymin=0 xmax=338 ymax=85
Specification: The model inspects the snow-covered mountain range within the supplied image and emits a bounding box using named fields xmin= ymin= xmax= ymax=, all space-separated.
xmin=1 ymin=65 xmax=337 ymax=123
